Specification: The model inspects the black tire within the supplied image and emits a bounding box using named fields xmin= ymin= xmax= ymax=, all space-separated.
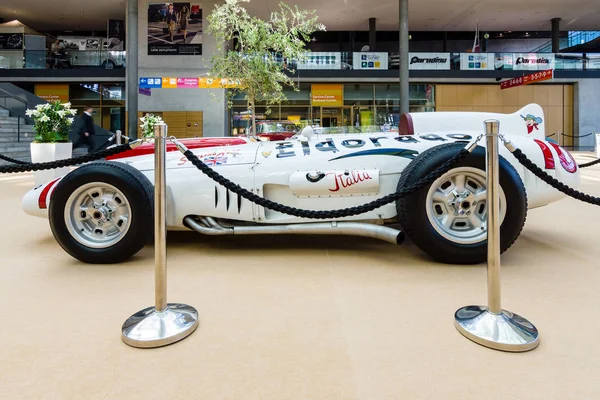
xmin=49 ymin=161 xmax=154 ymax=264
xmin=396 ymin=143 xmax=527 ymax=264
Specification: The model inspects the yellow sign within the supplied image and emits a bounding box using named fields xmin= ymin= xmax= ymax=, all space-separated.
xmin=35 ymin=84 xmax=69 ymax=103
xmin=311 ymin=84 xmax=343 ymax=107
xmin=162 ymin=77 xmax=178 ymax=88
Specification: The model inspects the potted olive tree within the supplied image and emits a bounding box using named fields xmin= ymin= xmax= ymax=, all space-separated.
xmin=26 ymin=101 xmax=76 ymax=185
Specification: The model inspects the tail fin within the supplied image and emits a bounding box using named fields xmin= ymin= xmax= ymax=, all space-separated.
xmin=512 ymin=103 xmax=546 ymax=140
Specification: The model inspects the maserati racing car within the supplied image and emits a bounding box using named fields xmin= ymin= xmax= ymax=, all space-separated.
xmin=22 ymin=103 xmax=580 ymax=265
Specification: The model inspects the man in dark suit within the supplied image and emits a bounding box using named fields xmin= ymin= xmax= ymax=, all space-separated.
xmin=73 ymin=106 xmax=96 ymax=152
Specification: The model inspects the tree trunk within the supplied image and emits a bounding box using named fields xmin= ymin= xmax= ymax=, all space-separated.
xmin=249 ymin=95 xmax=257 ymax=138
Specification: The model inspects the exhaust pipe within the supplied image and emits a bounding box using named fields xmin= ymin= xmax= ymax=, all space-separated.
xmin=184 ymin=216 xmax=405 ymax=245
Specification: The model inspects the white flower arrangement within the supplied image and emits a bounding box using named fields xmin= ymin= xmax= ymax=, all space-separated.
xmin=26 ymin=101 xmax=77 ymax=143
xmin=140 ymin=114 xmax=165 ymax=139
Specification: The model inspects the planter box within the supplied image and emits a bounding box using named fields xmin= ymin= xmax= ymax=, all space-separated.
xmin=30 ymin=142 xmax=73 ymax=186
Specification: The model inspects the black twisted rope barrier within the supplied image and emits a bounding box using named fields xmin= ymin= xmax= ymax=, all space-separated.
xmin=180 ymin=145 xmax=471 ymax=219
xmin=0 ymin=143 xmax=134 ymax=174
xmin=0 ymin=153 xmax=30 ymax=165
xmin=578 ymin=158 xmax=600 ymax=168
xmin=561 ymin=132 xmax=595 ymax=139
xmin=510 ymin=147 xmax=600 ymax=206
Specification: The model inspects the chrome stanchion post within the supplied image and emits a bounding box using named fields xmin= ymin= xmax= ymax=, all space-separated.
xmin=454 ymin=119 xmax=540 ymax=352
xmin=121 ymin=123 xmax=199 ymax=348
xmin=116 ymin=130 xmax=122 ymax=145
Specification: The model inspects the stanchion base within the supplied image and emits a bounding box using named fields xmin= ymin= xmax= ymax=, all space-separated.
xmin=121 ymin=303 xmax=199 ymax=348
xmin=454 ymin=305 xmax=539 ymax=352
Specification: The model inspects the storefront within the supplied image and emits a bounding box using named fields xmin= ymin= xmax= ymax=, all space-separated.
xmin=20 ymin=82 xmax=127 ymax=132
xmin=229 ymin=83 xmax=435 ymax=135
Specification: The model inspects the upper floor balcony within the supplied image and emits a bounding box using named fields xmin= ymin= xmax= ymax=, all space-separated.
xmin=0 ymin=49 xmax=599 ymax=79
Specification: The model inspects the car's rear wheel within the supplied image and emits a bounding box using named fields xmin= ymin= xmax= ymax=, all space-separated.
xmin=49 ymin=162 xmax=154 ymax=264
xmin=396 ymin=143 xmax=527 ymax=264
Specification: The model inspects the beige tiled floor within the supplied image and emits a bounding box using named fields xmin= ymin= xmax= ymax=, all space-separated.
xmin=1 ymin=153 xmax=600 ymax=400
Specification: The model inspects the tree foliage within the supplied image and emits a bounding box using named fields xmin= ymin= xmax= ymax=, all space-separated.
xmin=206 ymin=0 xmax=325 ymax=133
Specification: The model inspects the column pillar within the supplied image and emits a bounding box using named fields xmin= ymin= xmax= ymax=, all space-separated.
xmin=399 ymin=0 xmax=409 ymax=115
xmin=369 ymin=18 xmax=376 ymax=51
xmin=551 ymin=18 xmax=561 ymax=53
xmin=126 ymin=0 xmax=139 ymax=139
xmin=443 ymin=31 xmax=448 ymax=52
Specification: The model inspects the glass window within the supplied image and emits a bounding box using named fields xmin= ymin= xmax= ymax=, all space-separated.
xmin=70 ymin=84 xmax=101 ymax=108
xmin=344 ymin=84 xmax=374 ymax=106
xmin=101 ymin=84 xmax=126 ymax=105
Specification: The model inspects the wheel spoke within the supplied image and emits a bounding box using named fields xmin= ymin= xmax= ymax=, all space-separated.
xmin=78 ymin=207 xmax=90 ymax=221
xmin=115 ymin=217 xmax=128 ymax=231
xmin=442 ymin=214 xmax=455 ymax=229
xmin=432 ymin=190 xmax=447 ymax=203
xmin=473 ymin=190 xmax=487 ymax=203
xmin=467 ymin=213 xmax=483 ymax=229
xmin=454 ymin=174 xmax=466 ymax=193
xmin=87 ymin=187 xmax=104 ymax=205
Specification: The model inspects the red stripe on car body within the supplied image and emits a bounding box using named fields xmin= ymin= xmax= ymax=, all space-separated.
xmin=38 ymin=178 xmax=61 ymax=209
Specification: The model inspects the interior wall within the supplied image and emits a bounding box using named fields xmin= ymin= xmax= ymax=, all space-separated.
xmin=136 ymin=0 xmax=226 ymax=137
xmin=435 ymin=83 xmax=574 ymax=147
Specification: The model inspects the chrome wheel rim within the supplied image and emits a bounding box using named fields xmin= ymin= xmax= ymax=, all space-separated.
xmin=64 ymin=182 xmax=132 ymax=249
xmin=425 ymin=167 xmax=507 ymax=245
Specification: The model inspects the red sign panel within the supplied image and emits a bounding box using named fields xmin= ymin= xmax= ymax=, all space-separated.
xmin=500 ymin=69 xmax=553 ymax=90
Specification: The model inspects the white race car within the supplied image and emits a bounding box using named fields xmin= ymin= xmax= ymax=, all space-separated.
xmin=22 ymin=104 xmax=580 ymax=265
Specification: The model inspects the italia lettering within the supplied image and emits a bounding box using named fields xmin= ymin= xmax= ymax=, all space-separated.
xmin=328 ymin=171 xmax=373 ymax=192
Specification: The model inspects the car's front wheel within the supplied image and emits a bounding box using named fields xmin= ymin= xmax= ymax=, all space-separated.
xmin=49 ymin=162 xmax=154 ymax=264
xmin=396 ymin=143 xmax=527 ymax=264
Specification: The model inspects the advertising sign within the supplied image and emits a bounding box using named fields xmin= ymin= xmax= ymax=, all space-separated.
xmin=148 ymin=3 xmax=202 ymax=55
xmin=500 ymin=69 xmax=553 ymax=90
xmin=460 ymin=53 xmax=495 ymax=70
xmin=107 ymin=19 xmax=125 ymax=51
xmin=353 ymin=52 xmax=388 ymax=70
xmin=311 ymin=84 xmax=343 ymax=107
xmin=408 ymin=53 xmax=450 ymax=70
xmin=34 ymin=84 xmax=69 ymax=103
xmin=0 ymin=33 xmax=24 ymax=50
xmin=510 ymin=53 xmax=555 ymax=71
xmin=297 ymin=52 xmax=341 ymax=70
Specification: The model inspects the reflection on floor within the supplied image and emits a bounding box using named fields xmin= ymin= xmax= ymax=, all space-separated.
xmin=0 ymin=152 xmax=600 ymax=399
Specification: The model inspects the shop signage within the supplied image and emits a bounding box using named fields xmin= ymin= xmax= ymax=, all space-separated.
xmin=500 ymin=69 xmax=553 ymax=90
xmin=0 ymin=33 xmax=24 ymax=50
xmin=34 ymin=84 xmax=69 ymax=103
xmin=311 ymin=84 xmax=343 ymax=107
xmin=408 ymin=53 xmax=450 ymax=70
xmin=353 ymin=52 xmax=388 ymax=70
xmin=460 ymin=53 xmax=495 ymax=70
xmin=139 ymin=77 xmax=163 ymax=88
xmin=297 ymin=52 xmax=341 ymax=70
xmin=162 ymin=77 xmax=178 ymax=89
xmin=510 ymin=53 xmax=555 ymax=71
xmin=139 ymin=87 xmax=152 ymax=96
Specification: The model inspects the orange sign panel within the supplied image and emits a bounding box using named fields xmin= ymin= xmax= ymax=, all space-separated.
xmin=34 ymin=84 xmax=69 ymax=103
xmin=311 ymin=84 xmax=343 ymax=107
xmin=162 ymin=77 xmax=178 ymax=88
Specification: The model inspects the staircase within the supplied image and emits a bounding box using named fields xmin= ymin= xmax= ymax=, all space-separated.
xmin=0 ymin=109 xmax=35 ymax=166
